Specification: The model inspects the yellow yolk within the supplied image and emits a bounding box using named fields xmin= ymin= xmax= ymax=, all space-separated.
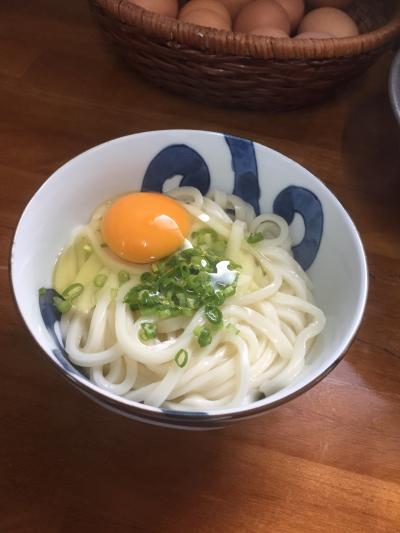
xmin=101 ymin=192 xmax=191 ymax=263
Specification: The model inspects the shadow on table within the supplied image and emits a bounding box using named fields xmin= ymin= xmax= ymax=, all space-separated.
xmin=340 ymin=87 xmax=400 ymax=387
xmin=53 ymin=405 xmax=272 ymax=532
xmin=341 ymin=89 xmax=400 ymax=215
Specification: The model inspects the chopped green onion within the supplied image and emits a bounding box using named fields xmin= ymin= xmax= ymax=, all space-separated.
xmin=124 ymin=246 xmax=239 ymax=321
xmin=181 ymin=248 xmax=199 ymax=259
xmin=39 ymin=287 xmax=46 ymax=296
xmin=226 ymin=323 xmax=240 ymax=335
xmin=191 ymin=228 xmax=217 ymax=244
xmin=191 ymin=255 xmax=204 ymax=267
xmin=212 ymin=240 xmax=226 ymax=256
xmin=176 ymin=292 xmax=187 ymax=306
xmin=194 ymin=325 xmax=212 ymax=347
xmin=158 ymin=308 xmax=173 ymax=319
xmin=247 ymin=232 xmax=264 ymax=244
xmin=174 ymin=349 xmax=189 ymax=368
xmin=53 ymin=296 xmax=72 ymax=314
xmin=186 ymin=297 xmax=197 ymax=309
xmin=139 ymin=322 xmax=157 ymax=341
xmin=62 ymin=283 xmax=84 ymax=300
xmin=191 ymin=228 xmax=227 ymax=256
xmin=140 ymin=306 xmax=158 ymax=317
xmin=140 ymin=272 xmax=153 ymax=283
xmin=94 ymin=273 xmax=108 ymax=288
xmin=213 ymin=289 xmax=225 ymax=306
xmin=223 ymin=285 xmax=236 ymax=298
xmin=110 ymin=288 xmax=118 ymax=300
xmin=118 ymin=270 xmax=130 ymax=285
xmin=204 ymin=305 xmax=222 ymax=326
xmin=151 ymin=263 xmax=160 ymax=274
xmin=83 ymin=244 xmax=92 ymax=254
xmin=228 ymin=260 xmax=241 ymax=270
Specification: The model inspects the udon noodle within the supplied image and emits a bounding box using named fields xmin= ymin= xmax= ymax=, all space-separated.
xmin=53 ymin=187 xmax=325 ymax=411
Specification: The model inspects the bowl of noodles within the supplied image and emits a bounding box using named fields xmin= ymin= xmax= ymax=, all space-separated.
xmin=11 ymin=130 xmax=368 ymax=429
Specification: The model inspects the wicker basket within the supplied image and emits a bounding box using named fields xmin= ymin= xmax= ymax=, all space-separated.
xmin=89 ymin=0 xmax=400 ymax=110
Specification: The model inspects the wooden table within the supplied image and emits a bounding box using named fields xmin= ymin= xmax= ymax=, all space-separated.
xmin=1 ymin=2 xmax=399 ymax=532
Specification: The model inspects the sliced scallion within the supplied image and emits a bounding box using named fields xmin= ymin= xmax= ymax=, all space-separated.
xmin=175 ymin=349 xmax=189 ymax=368
xmin=39 ymin=287 xmax=46 ymax=296
xmin=124 ymin=245 xmax=239 ymax=321
xmin=139 ymin=322 xmax=157 ymax=341
xmin=194 ymin=325 xmax=212 ymax=347
xmin=247 ymin=232 xmax=264 ymax=244
xmin=158 ymin=308 xmax=173 ymax=319
xmin=223 ymin=285 xmax=236 ymax=298
xmin=204 ymin=305 xmax=222 ymax=326
xmin=62 ymin=283 xmax=84 ymax=300
xmin=94 ymin=273 xmax=108 ymax=288
xmin=140 ymin=272 xmax=154 ymax=283
xmin=226 ymin=323 xmax=240 ymax=335
xmin=118 ymin=270 xmax=131 ymax=285
xmin=53 ymin=296 xmax=72 ymax=314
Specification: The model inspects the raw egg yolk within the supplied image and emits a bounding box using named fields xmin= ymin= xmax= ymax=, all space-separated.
xmin=101 ymin=192 xmax=191 ymax=263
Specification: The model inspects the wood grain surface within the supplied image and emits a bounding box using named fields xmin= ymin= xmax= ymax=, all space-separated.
xmin=1 ymin=1 xmax=399 ymax=532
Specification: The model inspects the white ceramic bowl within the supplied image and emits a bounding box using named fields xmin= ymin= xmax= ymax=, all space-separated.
xmin=11 ymin=130 xmax=368 ymax=429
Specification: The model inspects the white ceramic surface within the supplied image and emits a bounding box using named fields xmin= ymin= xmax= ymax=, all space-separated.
xmin=11 ymin=130 xmax=368 ymax=429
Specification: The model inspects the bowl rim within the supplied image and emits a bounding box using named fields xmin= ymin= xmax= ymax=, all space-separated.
xmin=10 ymin=129 xmax=369 ymax=424
xmin=91 ymin=0 xmax=400 ymax=61
xmin=389 ymin=48 xmax=400 ymax=125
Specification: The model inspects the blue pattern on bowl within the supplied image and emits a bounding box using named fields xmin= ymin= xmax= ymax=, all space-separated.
xmin=140 ymin=135 xmax=323 ymax=271
xmin=142 ymin=144 xmax=210 ymax=194
xmin=273 ymin=186 xmax=323 ymax=271
xmin=224 ymin=135 xmax=260 ymax=215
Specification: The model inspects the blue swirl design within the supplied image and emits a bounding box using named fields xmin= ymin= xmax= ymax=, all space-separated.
xmin=273 ymin=186 xmax=323 ymax=271
xmin=39 ymin=289 xmax=77 ymax=372
xmin=141 ymin=144 xmax=210 ymax=194
xmin=224 ymin=135 xmax=260 ymax=215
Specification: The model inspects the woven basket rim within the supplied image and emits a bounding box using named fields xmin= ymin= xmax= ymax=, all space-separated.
xmin=94 ymin=0 xmax=400 ymax=60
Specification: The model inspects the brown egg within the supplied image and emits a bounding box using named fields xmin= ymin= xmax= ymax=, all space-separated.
xmin=298 ymin=7 xmax=359 ymax=37
xmin=219 ymin=0 xmax=252 ymax=18
xmin=180 ymin=0 xmax=231 ymax=25
xmin=275 ymin=0 xmax=304 ymax=30
xmin=234 ymin=0 xmax=291 ymax=34
xmin=249 ymin=27 xmax=289 ymax=37
xmin=179 ymin=8 xmax=232 ymax=30
xmin=131 ymin=0 xmax=178 ymax=18
xmin=306 ymin=0 xmax=352 ymax=8
xmin=294 ymin=31 xmax=335 ymax=38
